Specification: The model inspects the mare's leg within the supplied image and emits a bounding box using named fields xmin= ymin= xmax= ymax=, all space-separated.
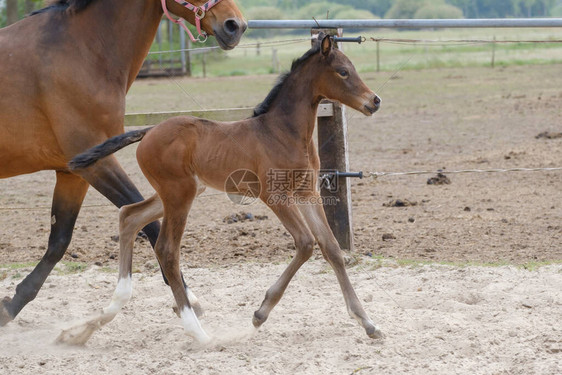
xmin=252 ymin=202 xmax=316 ymax=329
xmin=298 ymin=198 xmax=383 ymax=339
xmin=56 ymin=195 xmax=164 ymax=345
xmin=75 ymin=155 xmax=161 ymax=247
xmin=154 ymin=178 xmax=210 ymax=344
xmin=0 ymin=171 xmax=88 ymax=326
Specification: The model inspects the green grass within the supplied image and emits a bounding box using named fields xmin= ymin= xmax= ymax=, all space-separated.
xmin=126 ymin=63 xmax=562 ymax=115
xmin=0 ymin=261 xmax=39 ymax=270
xmin=56 ymin=261 xmax=88 ymax=275
xmin=164 ymin=28 xmax=562 ymax=78
xmin=361 ymin=256 xmax=562 ymax=271
xmin=127 ymin=27 xmax=562 ymax=114
xmin=0 ymin=261 xmax=89 ymax=277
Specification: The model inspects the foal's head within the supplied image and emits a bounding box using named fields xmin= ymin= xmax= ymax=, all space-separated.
xmin=313 ymin=35 xmax=381 ymax=116
xmin=163 ymin=0 xmax=246 ymax=50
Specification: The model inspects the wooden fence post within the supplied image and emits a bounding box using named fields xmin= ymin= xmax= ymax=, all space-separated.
xmin=312 ymin=28 xmax=354 ymax=252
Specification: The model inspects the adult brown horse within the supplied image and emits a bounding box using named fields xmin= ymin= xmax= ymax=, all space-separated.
xmin=65 ymin=35 xmax=383 ymax=344
xmin=0 ymin=0 xmax=245 ymax=326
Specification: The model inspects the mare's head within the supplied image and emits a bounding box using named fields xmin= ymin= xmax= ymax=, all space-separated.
xmin=312 ymin=35 xmax=381 ymax=116
xmin=163 ymin=0 xmax=246 ymax=50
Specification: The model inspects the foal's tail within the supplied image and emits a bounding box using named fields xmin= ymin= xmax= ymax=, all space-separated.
xmin=69 ymin=127 xmax=153 ymax=170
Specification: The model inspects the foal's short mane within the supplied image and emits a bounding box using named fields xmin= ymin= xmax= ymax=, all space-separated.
xmin=32 ymin=0 xmax=94 ymax=15
xmin=252 ymin=43 xmax=321 ymax=117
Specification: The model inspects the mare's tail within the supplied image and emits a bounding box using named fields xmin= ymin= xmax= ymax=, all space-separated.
xmin=69 ymin=127 xmax=153 ymax=170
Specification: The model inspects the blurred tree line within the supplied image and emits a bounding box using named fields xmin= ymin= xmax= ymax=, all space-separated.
xmin=2 ymin=0 xmax=561 ymax=28
xmin=241 ymin=0 xmax=561 ymax=37
xmin=240 ymin=0 xmax=562 ymax=19
xmin=1 ymin=0 xmax=43 ymax=26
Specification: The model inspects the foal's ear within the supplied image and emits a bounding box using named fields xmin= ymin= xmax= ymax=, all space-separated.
xmin=321 ymin=35 xmax=332 ymax=56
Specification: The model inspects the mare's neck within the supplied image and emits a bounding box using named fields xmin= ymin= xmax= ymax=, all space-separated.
xmin=71 ymin=0 xmax=162 ymax=90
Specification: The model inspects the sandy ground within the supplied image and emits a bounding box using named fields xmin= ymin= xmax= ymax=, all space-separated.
xmin=1 ymin=64 xmax=562 ymax=373
xmin=1 ymin=261 xmax=561 ymax=374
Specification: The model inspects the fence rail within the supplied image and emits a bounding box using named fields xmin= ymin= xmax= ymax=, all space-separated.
xmin=124 ymin=108 xmax=253 ymax=126
xmin=248 ymin=18 xmax=562 ymax=29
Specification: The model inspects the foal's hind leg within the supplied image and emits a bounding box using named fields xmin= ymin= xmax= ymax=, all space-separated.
xmin=252 ymin=202 xmax=316 ymax=329
xmin=56 ymin=195 xmax=164 ymax=345
xmin=79 ymin=157 xmax=200 ymax=295
xmin=154 ymin=179 xmax=210 ymax=344
xmin=1 ymin=171 xmax=88 ymax=326
xmin=298 ymin=200 xmax=383 ymax=339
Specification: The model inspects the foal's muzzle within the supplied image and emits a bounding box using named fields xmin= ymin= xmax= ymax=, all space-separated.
xmin=363 ymin=94 xmax=381 ymax=115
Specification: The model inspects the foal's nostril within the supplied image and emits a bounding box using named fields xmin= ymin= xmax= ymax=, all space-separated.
xmin=374 ymin=95 xmax=381 ymax=106
xmin=224 ymin=19 xmax=242 ymax=36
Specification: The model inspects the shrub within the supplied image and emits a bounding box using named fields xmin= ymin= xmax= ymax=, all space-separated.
xmin=384 ymin=0 xmax=426 ymax=19
xmin=551 ymin=4 xmax=562 ymax=17
xmin=414 ymin=4 xmax=464 ymax=19
xmin=335 ymin=9 xmax=379 ymax=19
xmin=296 ymin=2 xmax=348 ymax=19
xmin=246 ymin=6 xmax=285 ymax=38
xmin=246 ymin=6 xmax=284 ymax=21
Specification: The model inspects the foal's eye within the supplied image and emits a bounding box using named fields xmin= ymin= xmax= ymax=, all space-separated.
xmin=338 ymin=69 xmax=349 ymax=79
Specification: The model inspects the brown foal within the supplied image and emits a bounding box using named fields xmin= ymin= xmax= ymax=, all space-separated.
xmin=0 ymin=0 xmax=245 ymax=327
xmin=65 ymin=35 xmax=382 ymax=345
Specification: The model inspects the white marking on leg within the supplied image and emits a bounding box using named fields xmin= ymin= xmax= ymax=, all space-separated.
xmin=186 ymin=287 xmax=199 ymax=305
xmin=180 ymin=306 xmax=211 ymax=344
xmin=103 ymin=276 xmax=132 ymax=315
xmin=186 ymin=286 xmax=204 ymax=317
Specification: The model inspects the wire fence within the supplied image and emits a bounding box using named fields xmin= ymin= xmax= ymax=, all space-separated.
xmin=366 ymin=167 xmax=562 ymax=179
xmin=2 ymin=166 xmax=561 ymax=211
xmin=146 ymin=35 xmax=562 ymax=55
xmin=369 ymin=37 xmax=562 ymax=45
xmin=145 ymin=32 xmax=562 ymax=78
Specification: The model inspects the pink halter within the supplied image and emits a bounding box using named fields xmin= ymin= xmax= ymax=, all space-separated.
xmin=161 ymin=0 xmax=223 ymax=43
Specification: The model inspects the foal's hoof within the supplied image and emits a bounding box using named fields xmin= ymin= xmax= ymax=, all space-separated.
xmin=0 ymin=297 xmax=14 ymax=327
xmin=55 ymin=316 xmax=107 ymax=346
xmin=252 ymin=311 xmax=267 ymax=328
xmin=366 ymin=325 xmax=384 ymax=340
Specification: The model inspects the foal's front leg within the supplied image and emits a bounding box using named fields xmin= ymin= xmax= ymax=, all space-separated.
xmin=253 ymin=201 xmax=316 ymax=328
xmin=298 ymin=199 xmax=383 ymax=339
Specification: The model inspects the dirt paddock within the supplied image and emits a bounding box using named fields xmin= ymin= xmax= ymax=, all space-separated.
xmin=1 ymin=65 xmax=561 ymax=374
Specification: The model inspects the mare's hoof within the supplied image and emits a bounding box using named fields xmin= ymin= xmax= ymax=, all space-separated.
xmin=366 ymin=325 xmax=384 ymax=340
xmin=0 ymin=297 xmax=14 ymax=327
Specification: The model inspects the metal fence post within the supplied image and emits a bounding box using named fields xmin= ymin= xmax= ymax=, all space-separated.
xmin=312 ymin=28 xmax=354 ymax=252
